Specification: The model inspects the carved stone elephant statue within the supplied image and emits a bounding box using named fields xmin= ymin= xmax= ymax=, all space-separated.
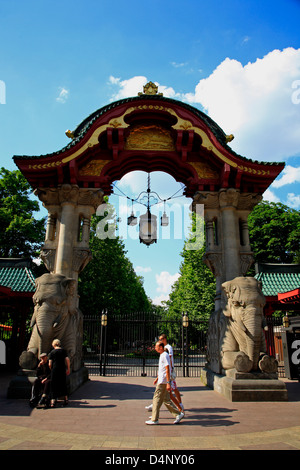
xmin=19 ymin=273 xmax=81 ymax=371
xmin=221 ymin=276 xmax=277 ymax=374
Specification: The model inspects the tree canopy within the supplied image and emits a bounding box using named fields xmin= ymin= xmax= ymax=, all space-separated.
xmin=166 ymin=213 xmax=216 ymax=322
xmin=248 ymin=201 xmax=300 ymax=267
xmin=0 ymin=167 xmax=46 ymax=258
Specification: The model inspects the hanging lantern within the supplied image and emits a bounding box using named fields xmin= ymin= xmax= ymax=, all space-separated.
xmin=127 ymin=200 xmax=138 ymax=226
xmin=139 ymin=210 xmax=157 ymax=246
xmin=127 ymin=212 xmax=137 ymax=226
xmin=161 ymin=211 xmax=169 ymax=227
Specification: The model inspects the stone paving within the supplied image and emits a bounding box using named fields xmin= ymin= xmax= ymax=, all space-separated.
xmin=0 ymin=374 xmax=300 ymax=451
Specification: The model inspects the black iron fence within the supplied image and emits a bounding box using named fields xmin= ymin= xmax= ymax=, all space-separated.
xmin=83 ymin=312 xmax=208 ymax=377
xmin=83 ymin=313 xmax=289 ymax=378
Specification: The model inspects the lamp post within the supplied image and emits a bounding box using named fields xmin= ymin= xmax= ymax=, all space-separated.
xmin=182 ymin=312 xmax=189 ymax=377
xmin=283 ymin=314 xmax=290 ymax=329
xmin=100 ymin=309 xmax=108 ymax=376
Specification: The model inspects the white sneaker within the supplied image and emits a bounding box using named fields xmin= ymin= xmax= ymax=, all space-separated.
xmin=145 ymin=419 xmax=159 ymax=425
xmin=173 ymin=412 xmax=184 ymax=424
xmin=145 ymin=404 xmax=153 ymax=411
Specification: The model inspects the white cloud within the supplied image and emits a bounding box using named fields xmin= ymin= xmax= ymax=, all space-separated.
xmin=171 ymin=61 xmax=188 ymax=68
xmin=262 ymin=189 xmax=280 ymax=204
xmin=117 ymin=171 xmax=147 ymax=194
xmin=156 ymin=271 xmax=180 ymax=294
xmin=109 ymin=75 xmax=179 ymax=101
xmin=272 ymin=165 xmax=300 ymax=188
xmin=286 ymin=193 xmax=300 ymax=209
xmin=135 ymin=266 xmax=152 ymax=273
xmin=184 ymin=47 xmax=300 ymax=162
xmin=56 ymin=87 xmax=69 ymax=103
xmin=109 ymin=75 xmax=147 ymax=100
xmin=152 ymin=293 xmax=169 ymax=306
xmin=152 ymin=271 xmax=180 ymax=306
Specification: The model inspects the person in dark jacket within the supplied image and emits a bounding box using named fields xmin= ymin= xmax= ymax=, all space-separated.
xmin=29 ymin=353 xmax=51 ymax=408
xmin=48 ymin=339 xmax=70 ymax=407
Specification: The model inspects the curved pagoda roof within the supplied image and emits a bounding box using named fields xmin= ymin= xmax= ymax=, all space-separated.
xmin=0 ymin=258 xmax=36 ymax=297
xmin=13 ymin=84 xmax=285 ymax=197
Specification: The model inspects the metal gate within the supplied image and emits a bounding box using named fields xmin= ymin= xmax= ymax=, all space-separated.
xmin=83 ymin=312 xmax=208 ymax=377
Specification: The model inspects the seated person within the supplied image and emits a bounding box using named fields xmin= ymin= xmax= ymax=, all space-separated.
xmin=29 ymin=353 xmax=51 ymax=408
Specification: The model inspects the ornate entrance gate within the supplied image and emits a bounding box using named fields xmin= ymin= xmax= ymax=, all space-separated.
xmin=83 ymin=312 xmax=208 ymax=377
xmin=14 ymin=81 xmax=287 ymax=401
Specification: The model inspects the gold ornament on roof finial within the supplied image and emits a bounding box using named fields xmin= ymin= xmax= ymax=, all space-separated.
xmin=138 ymin=81 xmax=163 ymax=96
xmin=65 ymin=129 xmax=74 ymax=139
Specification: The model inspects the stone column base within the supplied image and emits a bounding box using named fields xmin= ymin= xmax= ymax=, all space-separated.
xmin=7 ymin=367 xmax=89 ymax=399
xmin=201 ymin=367 xmax=288 ymax=402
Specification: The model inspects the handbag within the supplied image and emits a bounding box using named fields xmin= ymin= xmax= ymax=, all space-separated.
xmin=171 ymin=369 xmax=176 ymax=380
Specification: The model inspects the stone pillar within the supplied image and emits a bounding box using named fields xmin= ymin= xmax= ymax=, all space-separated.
xmin=219 ymin=188 xmax=241 ymax=281
xmin=56 ymin=198 xmax=78 ymax=278
xmin=32 ymin=184 xmax=104 ymax=372
xmin=35 ymin=184 xmax=104 ymax=279
xmin=192 ymin=188 xmax=262 ymax=374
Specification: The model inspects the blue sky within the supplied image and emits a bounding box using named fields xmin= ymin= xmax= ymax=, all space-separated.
xmin=0 ymin=0 xmax=299 ymax=304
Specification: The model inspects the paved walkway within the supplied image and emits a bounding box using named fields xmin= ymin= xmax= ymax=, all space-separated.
xmin=0 ymin=373 xmax=300 ymax=450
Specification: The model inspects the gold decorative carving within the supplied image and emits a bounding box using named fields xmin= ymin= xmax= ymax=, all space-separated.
xmin=138 ymin=81 xmax=163 ymax=96
xmin=237 ymin=165 xmax=270 ymax=175
xmin=28 ymin=161 xmax=62 ymax=170
xmin=55 ymin=102 xmax=268 ymax=177
xmin=61 ymin=108 xmax=134 ymax=164
xmin=189 ymin=162 xmax=219 ymax=179
xmin=78 ymin=159 xmax=111 ymax=176
xmin=124 ymin=125 xmax=175 ymax=151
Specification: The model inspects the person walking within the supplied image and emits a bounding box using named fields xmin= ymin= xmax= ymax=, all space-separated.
xmin=48 ymin=339 xmax=70 ymax=407
xmin=159 ymin=333 xmax=184 ymax=411
xmin=145 ymin=334 xmax=184 ymax=413
xmin=145 ymin=341 xmax=184 ymax=425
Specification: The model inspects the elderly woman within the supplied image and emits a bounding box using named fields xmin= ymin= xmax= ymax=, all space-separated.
xmin=48 ymin=339 xmax=70 ymax=407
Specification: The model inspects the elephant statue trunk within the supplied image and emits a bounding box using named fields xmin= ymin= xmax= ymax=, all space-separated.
xmin=242 ymin=306 xmax=264 ymax=370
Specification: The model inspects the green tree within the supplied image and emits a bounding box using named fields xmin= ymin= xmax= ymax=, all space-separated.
xmin=248 ymin=201 xmax=300 ymax=268
xmin=78 ymin=202 xmax=151 ymax=316
xmin=0 ymin=167 xmax=46 ymax=258
xmin=167 ymin=213 xmax=216 ymax=322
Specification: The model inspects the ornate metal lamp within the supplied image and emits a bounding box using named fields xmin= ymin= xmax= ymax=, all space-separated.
xmin=101 ymin=310 xmax=108 ymax=326
xmin=127 ymin=200 xmax=138 ymax=226
xmin=182 ymin=312 xmax=189 ymax=328
xmin=283 ymin=314 xmax=290 ymax=328
xmin=160 ymin=201 xmax=169 ymax=227
xmin=114 ymin=171 xmax=183 ymax=246
xmin=135 ymin=173 xmax=161 ymax=247
xmin=139 ymin=209 xmax=157 ymax=246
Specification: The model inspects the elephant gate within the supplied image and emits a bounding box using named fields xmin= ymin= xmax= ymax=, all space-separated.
xmin=12 ymin=81 xmax=288 ymax=401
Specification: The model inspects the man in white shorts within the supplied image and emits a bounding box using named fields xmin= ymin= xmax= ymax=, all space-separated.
xmin=159 ymin=333 xmax=184 ymax=411
xmin=145 ymin=334 xmax=184 ymax=413
xmin=145 ymin=341 xmax=184 ymax=425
